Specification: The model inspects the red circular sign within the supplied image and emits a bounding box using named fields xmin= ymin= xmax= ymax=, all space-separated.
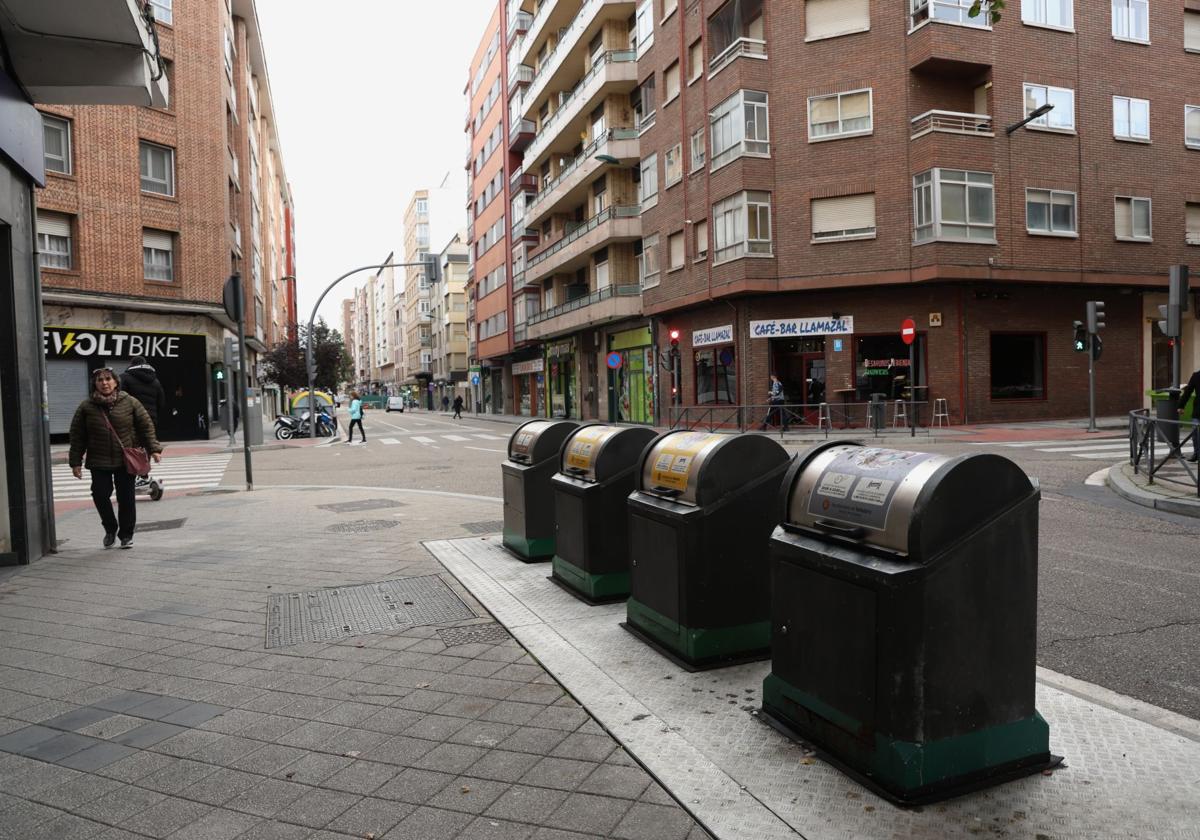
xmin=901 ymin=318 xmax=916 ymax=345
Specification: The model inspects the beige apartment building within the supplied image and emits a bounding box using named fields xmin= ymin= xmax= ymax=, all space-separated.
xmin=35 ymin=0 xmax=295 ymax=439
xmin=430 ymin=233 xmax=471 ymax=408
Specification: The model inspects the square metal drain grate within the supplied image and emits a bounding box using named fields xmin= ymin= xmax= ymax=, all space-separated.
xmin=460 ymin=520 xmax=505 ymax=535
xmin=137 ymin=519 xmax=187 ymax=532
xmin=265 ymin=575 xmax=477 ymax=648
xmin=325 ymin=519 xmax=399 ymax=534
xmin=438 ymin=623 xmax=510 ymax=647
xmin=317 ymin=498 xmax=406 ymax=513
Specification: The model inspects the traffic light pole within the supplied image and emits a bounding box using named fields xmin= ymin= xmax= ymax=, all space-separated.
xmin=1087 ymin=333 xmax=1097 ymax=433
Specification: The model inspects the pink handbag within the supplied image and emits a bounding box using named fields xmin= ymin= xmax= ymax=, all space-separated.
xmin=101 ymin=409 xmax=151 ymax=476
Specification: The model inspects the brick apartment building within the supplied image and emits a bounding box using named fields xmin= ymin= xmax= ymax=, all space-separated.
xmin=634 ymin=0 xmax=1200 ymax=424
xmin=35 ymin=0 xmax=295 ymax=440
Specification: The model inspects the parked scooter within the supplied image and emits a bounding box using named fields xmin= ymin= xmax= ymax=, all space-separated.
xmin=274 ymin=408 xmax=337 ymax=440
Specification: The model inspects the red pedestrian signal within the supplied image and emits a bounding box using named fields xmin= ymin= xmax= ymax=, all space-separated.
xmin=669 ymin=329 xmax=680 ymax=349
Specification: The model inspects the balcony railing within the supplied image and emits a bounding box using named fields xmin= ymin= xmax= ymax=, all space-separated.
xmin=507 ymin=63 xmax=534 ymax=96
xmin=509 ymin=118 xmax=536 ymax=151
xmin=708 ymin=37 xmax=766 ymax=76
xmin=528 ymin=204 xmax=640 ymax=270
xmin=512 ymin=172 xmax=539 ymax=192
xmin=524 ymin=50 xmax=636 ymax=164
xmin=909 ymin=109 xmax=993 ymax=138
xmin=523 ymin=0 xmax=607 ymax=108
xmin=513 ymin=323 xmax=527 ymax=343
xmin=521 ymin=0 xmax=558 ymax=59
xmin=531 ymin=127 xmax=638 ymax=208
xmin=911 ymin=0 xmax=992 ymax=30
xmin=528 ymin=283 xmax=640 ymax=326
xmin=637 ymin=110 xmax=656 ymax=134
xmin=508 ymin=10 xmax=532 ymax=42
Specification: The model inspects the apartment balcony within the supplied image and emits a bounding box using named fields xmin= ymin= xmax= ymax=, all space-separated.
xmin=511 ymin=172 xmax=539 ymax=193
xmin=513 ymin=227 xmax=539 ymax=249
xmin=522 ymin=50 xmax=638 ymax=170
xmin=507 ymin=63 xmax=533 ymax=97
xmin=708 ymin=37 xmax=767 ymax=78
xmin=513 ymin=323 xmax=528 ymax=344
xmin=527 ymin=283 xmax=641 ymax=340
xmin=517 ymin=0 xmax=572 ymax=65
xmin=508 ymin=10 xmax=532 ymax=45
xmin=509 ymin=117 xmax=536 ymax=152
xmin=907 ymin=2 xmax=993 ymax=75
xmin=910 ymin=110 xmax=993 ymax=139
xmin=526 ymin=205 xmax=640 ymax=283
xmin=526 ymin=127 xmax=638 ymax=227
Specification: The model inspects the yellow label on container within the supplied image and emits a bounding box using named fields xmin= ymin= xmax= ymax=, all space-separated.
xmin=649 ymin=432 xmax=725 ymax=491
xmin=565 ymin=426 xmax=608 ymax=471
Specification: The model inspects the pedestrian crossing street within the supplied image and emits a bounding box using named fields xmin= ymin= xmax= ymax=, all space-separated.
xmin=974 ymin=436 xmax=1129 ymax=460
xmin=367 ymin=432 xmax=507 ymax=447
xmin=51 ymin=454 xmax=233 ymax=501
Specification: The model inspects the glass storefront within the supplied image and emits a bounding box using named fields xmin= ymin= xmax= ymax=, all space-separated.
xmin=546 ymin=340 xmax=576 ymax=418
xmin=769 ymin=338 xmax=826 ymax=409
xmin=694 ymin=345 xmax=737 ymax=404
xmin=512 ymin=358 xmax=544 ymax=416
xmin=608 ymin=327 xmax=655 ymax=424
xmin=854 ymin=334 xmax=925 ymax=401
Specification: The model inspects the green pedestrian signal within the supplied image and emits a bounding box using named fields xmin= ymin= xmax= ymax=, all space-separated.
xmin=1072 ymin=320 xmax=1087 ymax=352
xmin=215 ymin=369 xmax=225 ymax=381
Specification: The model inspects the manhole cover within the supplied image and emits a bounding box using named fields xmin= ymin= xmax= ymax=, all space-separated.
xmin=461 ymin=520 xmax=504 ymax=535
xmin=265 ymin=575 xmax=476 ymax=648
xmin=416 ymin=466 xmax=451 ymax=471
xmin=325 ymin=519 xmax=399 ymax=534
xmin=318 ymin=498 xmax=406 ymax=513
xmin=438 ymin=623 xmax=510 ymax=646
xmin=136 ymin=519 xmax=187 ymax=532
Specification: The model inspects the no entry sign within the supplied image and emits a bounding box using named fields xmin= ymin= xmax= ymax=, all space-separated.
xmin=901 ymin=318 xmax=916 ymax=345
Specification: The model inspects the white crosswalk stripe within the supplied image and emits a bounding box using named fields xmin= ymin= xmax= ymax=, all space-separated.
xmin=472 ymin=433 xmax=506 ymax=440
xmin=52 ymin=454 xmax=232 ymax=500
xmin=441 ymin=435 xmax=470 ymax=442
xmin=379 ymin=438 xmax=401 ymax=445
xmin=972 ymin=437 xmax=1128 ymax=461
xmin=412 ymin=436 xmax=435 ymax=444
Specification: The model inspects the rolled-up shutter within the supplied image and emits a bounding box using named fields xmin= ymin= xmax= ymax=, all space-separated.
xmin=806 ymin=0 xmax=870 ymax=41
xmin=1185 ymin=11 xmax=1200 ymax=52
xmin=143 ymin=229 xmax=174 ymax=251
xmin=37 ymin=212 xmax=71 ymax=238
xmin=1187 ymin=203 xmax=1200 ymax=244
xmin=812 ymin=193 xmax=876 ymax=237
xmin=46 ymin=359 xmax=89 ymax=435
xmin=1114 ymin=198 xmax=1132 ymax=238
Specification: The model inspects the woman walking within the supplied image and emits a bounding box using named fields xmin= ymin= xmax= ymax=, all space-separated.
xmin=346 ymin=391 xmax=366 ymax=444
xmin=68 ymin=367 xmax=162 ymax=549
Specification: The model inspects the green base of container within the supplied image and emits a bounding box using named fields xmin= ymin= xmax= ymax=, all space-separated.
xmin=625 ymin=597 xmax=770 ymax=669
xmin=551 ymin=556 xmax=630 ymax=601
xmin=502 ymin=530 xmax=555 ymax=562
xmin=762 ymin=673 xmax=1055 ymax=805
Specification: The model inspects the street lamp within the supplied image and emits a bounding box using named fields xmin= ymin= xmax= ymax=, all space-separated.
xmin=1005 ymin=102 xmax=1054 ymax=135
xmin=594 ymin=153 xmax=621 ymax=165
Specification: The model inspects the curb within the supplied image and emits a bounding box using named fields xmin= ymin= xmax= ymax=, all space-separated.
xmin=1107 ymin=463 xmax=1200 ymax=517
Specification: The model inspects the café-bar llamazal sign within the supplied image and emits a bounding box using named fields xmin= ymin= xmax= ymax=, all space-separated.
xmin=749 ymin=316 xmax=854 ymax=338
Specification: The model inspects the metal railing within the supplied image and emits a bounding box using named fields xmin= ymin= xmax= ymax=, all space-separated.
xmin=527 ymin=204 xmax=639 ymax=270
xmin=527 ymin=283 xmax=640 ymax=325
xmin=669 ymin=400 xmax=931 ymax=437
xmin=708 ymin=37 xmax=767 ymax=76
xmin=529 ymin=127 xmax=638 ymax=211
xmin=524 ymin=50 xmax=636 ymax=163
xmin=507 ymin=63 xmax=534 ymax=93
xmin=1129 ymin=409 xmax=1200 ymax=495
xmin=910 ymin=110 xmax=994 ymax=138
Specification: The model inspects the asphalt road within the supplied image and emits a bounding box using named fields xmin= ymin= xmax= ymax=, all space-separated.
xmin=234 ymin=410 xmax=1200 ymax=722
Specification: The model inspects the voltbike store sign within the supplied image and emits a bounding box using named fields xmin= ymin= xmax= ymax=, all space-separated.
xmin=44 ymin=326 xmax=191 ymax=359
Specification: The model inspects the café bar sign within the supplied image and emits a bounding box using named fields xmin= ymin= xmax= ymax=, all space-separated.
xmin=750 ymin=316 xmax=854 ymax=338
xmin=692 ymin=324 xmax=733 ymax=348
xmin=512 ymin=358 xmax=544 ymax=375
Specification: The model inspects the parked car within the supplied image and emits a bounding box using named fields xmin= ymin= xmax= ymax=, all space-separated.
xmin=386 ymin=396 xmax=405 ymax=413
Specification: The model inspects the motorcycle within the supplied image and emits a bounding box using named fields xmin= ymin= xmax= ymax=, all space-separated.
xmin=274 ymin=409 xmax=336 ymax=440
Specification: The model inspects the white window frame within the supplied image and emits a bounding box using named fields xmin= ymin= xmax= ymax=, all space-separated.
xmin=811 ymin=194 xmax=877 ymax=242
xmin=139 ymin=141 xmax=175 ymax=196
xmin=42 ymin=115 xmax=71 ymax=175
xmin=664 ymin=143 xmax=682 ymax=187
xmin=712 ymin=190 xmax=773 ymax=264
xmin=640 ymin=233 xmax=661 ymax=289
xmin=1023 ymin=83 xmax=1075 ymax=132
xmin=1186 ymin=105 xmax=1200 ymax=149
xmin=1111 ymin=0 xmax=1149 ymax=43
xmin=912 ymin=169 xmax=996 ymax=244
xmin=710 ymin=89 xmax=770 ymax=171
xmin=1113 ymin=96 xmax=1150 ymax=141
xmin=148 ymin=0 xmax=173 ymax=24
xmin=690 ymin=128 xmax=706 ymax=172
xmin=911 ymin=0 xmax=992 ymax=30
xmin=143 ymin=230 xmax=175 ymax=281
xmin=1021 ymin=0 xmax=1072 ymax=31
xmin=36 ymin=213 xmax=72 ymax=270
xmin=1114 ymin=195 xmax=1152 ymax=241
xmin=807 ymin=89 xmax=873 ymax=141
xmin=639 ymin=153 xmax=659 ymax=210
xmin=636 ymin=0 xmax=655 ymax=55
xmin=1025 ymin=188 xmax=1077 ymax=237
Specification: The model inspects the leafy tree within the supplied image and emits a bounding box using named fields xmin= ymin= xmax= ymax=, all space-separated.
xmin=261 ymin=319 xmax=351 ymax=393
xmin=968 ymin=0 xmax=1004 ymax=23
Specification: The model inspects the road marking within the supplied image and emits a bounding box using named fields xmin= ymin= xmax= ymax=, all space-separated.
xmin=52 ymin=454 xmax=232 ymax=500
xmin=972 ymin=437 xmax=1125 ymax=448
xmin=1085 ymin=467 xmax=1111 ymax=486
xmin=379 ymin=438 xmax=401 ymax=445
xmin=1072 ymin=452 xmax=1134 ymax=460
xmin=1039 ymin=442 xmax=1128 ymax=453
xmin=412 ymin=436 xmax=435 ymax=444
xmin=441 ymin=435 xmax=470 ymax=442
xmin=472 ymin=433 xmax=506 ymax=440
xmin=466 ymin=446 xmax=507 ymax=454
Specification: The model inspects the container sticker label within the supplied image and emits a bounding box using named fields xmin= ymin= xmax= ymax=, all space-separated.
xmin=850 ymin=477 xmax=895 ymax=506
xmin=565 ymin=426 xmax=621 ymax=472
xmin=816 ymin=472 xmax=855 ymax=500
xmin=806 ymin=447 xmax=937 ymax=530
xmin=649 ymin=432 xmax=726 ymax=492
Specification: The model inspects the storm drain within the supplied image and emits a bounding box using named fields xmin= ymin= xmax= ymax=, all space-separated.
xmin=265 ymin=575 xmax=477 ymax=648
xmin=460 ymin=520 xmax=505 ymax=535
xmin=438 ymin=622 xmax=510 ymax=647
xmin=318 ymin=498 xmax=406 ymax=513
xmin=136 ymin=519 xmax=187 ymax=532
xmin=325 ymin=519 xmax=399 ymax=534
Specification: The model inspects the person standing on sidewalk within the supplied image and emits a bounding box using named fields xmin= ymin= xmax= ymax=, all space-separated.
xmin=119 ymin=355 xmax=166 ymax=485
xmin=452 ymin=394 xmax=464 ymax=420
xmin=1178 ymin=368 xmax=1200 ymax=461
xmin=68 ymin=367 xmax=162 ymax=549
xmin=346 ymin=391 xmax=366 ymax=444
xmin=760 ymin=373 xmax=789 ymax=433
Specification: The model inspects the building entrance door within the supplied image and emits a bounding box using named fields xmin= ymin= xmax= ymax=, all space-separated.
xmin=770 ymin=338 xmax=826 ymax=424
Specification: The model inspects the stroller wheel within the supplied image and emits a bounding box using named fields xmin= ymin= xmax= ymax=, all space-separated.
xmin=149 ymin=482 xmax=164 ymax=501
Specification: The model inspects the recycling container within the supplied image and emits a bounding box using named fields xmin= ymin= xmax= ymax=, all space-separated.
xmin=624 ymin=431 xmax=791 ymax=669
xmin=502 ymin=419 xmax=579 ymax=561
xmin=550 ymin=424 xmax=659 ymax=602
xmin=762 ymin=442 xmax=1056 ymax=805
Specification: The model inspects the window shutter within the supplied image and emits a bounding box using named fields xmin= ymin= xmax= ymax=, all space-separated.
xmin=810 ymin=96 xmax=839 ymax=124
xmin=37 ymin=212 xmax=71 ymax=238
xmin=1186 ymin=204 xmax=1200 ymax=243
xmin=669 ymin=231 xmax=684 ymax=267
xmin=695 ymin=218 xmax=708 ymax=252
xmin=805 ymin=0 xmax=870 ymax=40
xmin=811 ymin=194 xmax=876 ymax=235
xmin=1114 ymin=198 xmax=1132 ymax=237
xmin=1186 ymin=12 xmax=1200 ymax=51
xmin=143 ymin=229 xmax=174 ymax=251
xmin=1187 ymin=107 xmax=1200 ymax=141
xmin=841 ymin=91 xmax=870 ymax=120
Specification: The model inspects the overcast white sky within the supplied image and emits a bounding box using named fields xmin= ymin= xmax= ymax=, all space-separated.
xmin=256 ymin=0 xmax=493 ymax=334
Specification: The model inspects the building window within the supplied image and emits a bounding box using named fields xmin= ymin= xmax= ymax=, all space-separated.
xmin=36 ymin=212 xmax=72 ymax=270
xmin=913 ymin=169 xmax=995 ymax=243
xmin=416 ymin=198 xmax=428 ymax=214
xmin=708 ymin=0 xmax=765 ymax=63
xmin=143 ymin=229 xmax=175 ymax=281
xmin=689 ymin=128 xmax=706 ymax=172
xmin=1187 ymin=105 xmax=1200 ymax=148
xmin=1114 ymin=196 xmax=1152 ymax=241
xmin=1021 ymin=0 xmax=1072 ymax=30
xmin=911 ymin=0 xmax=991 ymax=28
xmin=636 ymin=0 xmax=655 ymax=54
xmin=689 ymin=40 xmax=704 ymax=82
xmin=148 ymin=0 xmax=173 ymax=24
xmin=695 ymin=346 xmax=737 ymax=405
xmin=990 ymin=334 xmax=1045 ymax=400
xmin=639 ymin=153 xmax=659 ymax=209
xmin=1187 ymin=10 xmax=1200 ymax=52
xmin=1111 ymin=0 xmax=1148 ymax=42
xmin=806 ymin=0 xmax=871 ymax=41
xmin=1113 ymin=96 xmax=1150 ymax=140
xmin=139 ymin=141 xmax=175 ymax=196
xmin=811 ymin=193 xmax=877 ymax=241
xmin=664 ymin=143 xmax=682 ymax=186
xmin=1023 ymin=83 xmax=1075 ymax=131
xmin=1025 ymin=189 xmax=1077 ymax=235
xmin=855 ymin=334 xmax=925 ymax=401
xmin=662 ymin=0 xmax=678 ymax=18
xmin=695 ymin=218 xmax=708 ymax=256
xmin=808 ymin=89 xmax=872 ymax=140
xmin=664 ymin=61 xmax=680 ymax=102
xmin=42 ymin=115 xmax=71 ymax=175
xmin=1186 ymin=202 xmax=1200 ymax=245
xmin=668 ymin=231 xmax=685 ymax=270
xmin=710 ymin=89 xmax=769 ymax=169
xmin=639 ymin=234 xmax=660 ymax=289
xmin=713 ymin=190 xmax=772 ymax=263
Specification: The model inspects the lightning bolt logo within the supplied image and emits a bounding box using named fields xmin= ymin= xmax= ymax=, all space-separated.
xmin=60 ymin=332 xmax=77 ymax=355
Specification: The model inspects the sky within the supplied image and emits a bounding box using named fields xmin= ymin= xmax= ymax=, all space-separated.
xmin=255 ymin=0 xmax=493 ymax=335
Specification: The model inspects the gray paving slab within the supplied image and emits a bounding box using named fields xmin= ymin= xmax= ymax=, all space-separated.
xmin=57 ymin=740 xmax=139 ymax=771
xmin=23 ymin=731 xmax=100 ymax=762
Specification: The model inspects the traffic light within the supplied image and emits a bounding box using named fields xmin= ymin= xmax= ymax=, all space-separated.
xmin=1158 ymin=304 xmax=1180 ymax=338
xmin=1085 ymin=300 xmax=1105 ymax=333
xmin=1091 ymin=334 xmax=1103 ymax=361
xmin=1072 ymin=321 xmax=1087 ymax=352
xmin=669 ymin=329 xmax=680 ymax=350
xmin=215 ymin=369 xmax=225 ymax=381
xmin=1160 ymin=265 xmax=1190 ymax=338
xmin=424 ymin=255 xmax=440 ymax=284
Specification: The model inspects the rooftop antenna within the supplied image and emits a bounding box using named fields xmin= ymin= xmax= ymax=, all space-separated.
xmin=438 ymin=171 xmax=450 ymax=188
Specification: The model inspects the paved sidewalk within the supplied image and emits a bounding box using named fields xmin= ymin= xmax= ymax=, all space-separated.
xmin=0 ymin=485 xmax=712 ymax=840
xmin=1108 ymin=458 xmax=1200 ymax=517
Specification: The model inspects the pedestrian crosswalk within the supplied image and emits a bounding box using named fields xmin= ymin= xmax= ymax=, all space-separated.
xmin=975 ymin=437 xmax=1129 ymax=460
xmin=338 ymin=432 xmax=511 ymax=448
xmin=51 ymin=454 xmax=233 ymax=501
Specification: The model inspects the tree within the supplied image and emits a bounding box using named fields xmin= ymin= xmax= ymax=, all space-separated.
xmin=261 ymin=319 xmax=351 ymax=393
xmin=968 ymin=0 xmax=1004 ymax=23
